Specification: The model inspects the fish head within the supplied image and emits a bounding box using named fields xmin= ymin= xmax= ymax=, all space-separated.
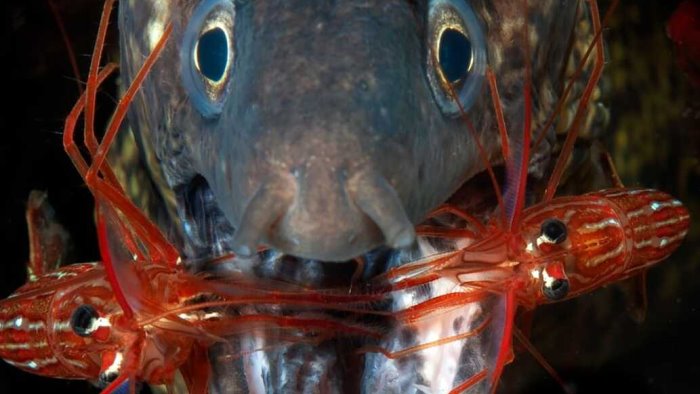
xmin=119 ymin=0 xmax=512 ymax=261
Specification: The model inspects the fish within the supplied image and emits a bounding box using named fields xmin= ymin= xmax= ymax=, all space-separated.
xmin=11 ymin=0 xmax=616 ymax=392
xmin=107 ymin=0 xmax=615 ymax=392
xmin=8 ymin=1 xmax=692 ymax=392
xmin=116 ymin=0 xmax=603 ymax=263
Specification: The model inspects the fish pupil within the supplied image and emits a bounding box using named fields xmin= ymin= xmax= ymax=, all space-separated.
xmin=70 ymin=304 xmax=99 ymax=337
xmin=438 ymin=28 xmax=472 ymax=84
xmin=196 ymin=27 xmax=228 ymax=82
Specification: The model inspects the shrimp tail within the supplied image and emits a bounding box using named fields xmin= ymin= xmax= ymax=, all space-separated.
xmin=26 ymin=190 xmax=72 ymax=281
xmin=619 ymin=272 xmax=649 ymax=323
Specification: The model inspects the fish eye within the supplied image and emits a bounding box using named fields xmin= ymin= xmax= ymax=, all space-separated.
xmin=70 ymin=304 xmax=100 ymax=337
xmin=539 ymin=219 xmax=568 ymax=245
xmin=427 ymin=0 xmax=486 ymax=116
xmin=542 ymin=277 xmax=570 ymax=301
xmin=181 ymin=0 xmax=235 ymax=118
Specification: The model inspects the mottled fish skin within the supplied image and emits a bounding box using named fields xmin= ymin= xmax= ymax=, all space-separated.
xmin=116 ymin=0 xmax=596 ymax=392
xmin=118 ymin=0 xmax=584 ymax=263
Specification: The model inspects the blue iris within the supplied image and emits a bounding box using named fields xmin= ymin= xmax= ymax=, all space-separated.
xmin=438 ymin=29 xmax=472 ymax=83
xmin=197 ymin=27 xmax=228 ymax=82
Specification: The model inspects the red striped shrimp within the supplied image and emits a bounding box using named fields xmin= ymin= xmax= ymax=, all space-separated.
xmin=0 ymin=193 xmax=381 ymax=393
xmin=0 ymin=2 xmax=384 ymax=393
xmin=359 ymin=0 xmax=690 ymax=392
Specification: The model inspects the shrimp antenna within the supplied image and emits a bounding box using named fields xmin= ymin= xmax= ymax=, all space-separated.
xmin=63 ymin=1 xmax=178 ymax=264
xmin=84 ymin=0 xmax=113 ymax=157
xmin=485 ymin=1 xmax=534 ymax=389
xmin=500 ymin=1 xmax=533 ymax=233
xmin=443 ymin=72 xmax=507 ymax=229
xmin=542 ymin=0 xmax=618 ymax=201
xmin=86 ymin=23 xmax=178 ymax=264
xmin=532 ymin=1 xmax=618 ymax=154
xmin=47 ymin=0 xmax=83 ymax=95
xmin=513 ymin=327 xmax=574 ymax=394
xmin=63 ymin=0 xmax=177 ymax=317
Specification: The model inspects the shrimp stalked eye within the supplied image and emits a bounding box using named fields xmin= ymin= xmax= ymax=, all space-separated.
xmin=539 ymin=219 xmax=568 ymax=245
xmin=541 ymin=262 xmax=570 ymax=301
xmin=70 ymin=305 xmax=100 ymax=337
xmin=98 ymin=351 xmax=124 ymax=388
xmin=98 ymin=370 xmax=119 ymax=388
xmin=542 ymin=277 xmax=570 ymax=301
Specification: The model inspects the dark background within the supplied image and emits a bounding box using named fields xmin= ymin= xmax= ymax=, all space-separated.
xmin=0 ymin=1 xmax=697 ymax=393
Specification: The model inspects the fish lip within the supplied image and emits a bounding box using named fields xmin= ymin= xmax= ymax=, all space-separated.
xmin=227 ymin=167 xmax=415 ymax=262
xmin=345 ymin=169 xmax=416 ymax=250
xmin=229 ymin=172 xmax=297 ymax=258
xmin=262 ymin=167 xmax=384 ymax=262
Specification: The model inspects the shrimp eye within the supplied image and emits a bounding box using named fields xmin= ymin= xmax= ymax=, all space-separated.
xmin=542 ymin=278 xmax=570 ymax=301
xmin=427 ymin=0 xmax=486 ymax=116
xmin=70 ymin=305 xmax=99 ymax=337
xmin=98 ymin=371 xmax=119 ymax=388
xmin=539 ymin=219 xmax=568 ymax=244
xmin=98 ymin=352 xmax=125 ymax=388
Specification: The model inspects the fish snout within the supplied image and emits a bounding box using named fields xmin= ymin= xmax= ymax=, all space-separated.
xmin=230 ymin=165 xmax=415 ymax=262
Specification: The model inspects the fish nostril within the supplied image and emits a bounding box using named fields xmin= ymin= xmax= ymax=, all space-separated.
xmin=230 ymin=174 xmax=296 ymax=257
xmin=229 ymin=166 xmax=415 ymax=259
xmin=347 ymin=171 xmax=416 ymax=250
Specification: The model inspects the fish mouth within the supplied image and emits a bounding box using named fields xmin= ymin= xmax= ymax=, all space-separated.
xmin=228 ymin=168 xmax=416 ymax=262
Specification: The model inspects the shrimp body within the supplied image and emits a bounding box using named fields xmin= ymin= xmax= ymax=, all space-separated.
xmin=0 ymin=260 xmax=203 ymax=387
xmin=366 ymin=0 xmax=692 ymax=388
xmin=399 ymin=188 xmax=691 ymax=305
xmin=0 ymin=263 xmax=117 ymax=380
xmin=370 ymin=188 xmax=690 ymax=393
xmin=513 ymin=187 xmax=690 ymax=307
xmin=0 ymin=246 xmax=379 ymax=391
